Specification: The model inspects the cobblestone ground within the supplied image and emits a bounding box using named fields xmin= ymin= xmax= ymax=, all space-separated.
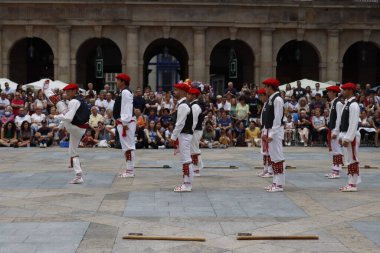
xmin=0 ymin=146 xmax=379 ymax=253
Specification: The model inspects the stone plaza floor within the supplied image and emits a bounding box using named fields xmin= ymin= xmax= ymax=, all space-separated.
xmin=0 ymin=146 xmax=379 ymax=253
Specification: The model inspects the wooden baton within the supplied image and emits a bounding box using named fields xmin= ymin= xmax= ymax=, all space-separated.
xmin=237 ymin=235 xmax=319 ymax=240
xmin=203 ymin=165 xmax=239 ymax=169
xmin=123 ymin=235 xmax=206 ymax=241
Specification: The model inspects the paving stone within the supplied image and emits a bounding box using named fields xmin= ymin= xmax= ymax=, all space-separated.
xmin=351 ymin=221 xmax=380 ymax=246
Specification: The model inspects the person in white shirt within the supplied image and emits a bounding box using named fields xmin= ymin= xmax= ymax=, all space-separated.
xmin=311 ymin=83 xmax=323 ymax=97
xmin=188 ymin=88 xmax=204 ymax=177
xmin=95 ymin=92 xmax=106 ymax=108
xmin=0 ymin=92 xmax=10 ymax=116
xmin=85 ymin=83 xmax=97 ymax=98
xmin=31 ymin=107 xmax=46 ymax=132
xmin=113 ymin=74 xmax=136 ymax=178
xmin=338 ymin=83 xmax=361 ymax=192
xmin=103 ymin=93 xmax=115 ymax=111
xmin=15 ymin=107 xmax=31 ymax=129
xmin=261 ymin=78 xmax=285 ymax=192
xmin=169 ymin=81 xmax=194 ymax=192
xmin=3 ymin=83 xmax=14 ymax=95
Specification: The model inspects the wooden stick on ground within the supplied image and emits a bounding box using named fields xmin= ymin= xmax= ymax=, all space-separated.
xmin=237 ymin=235 xmax=319 ymax=240
xmin=135 ymin=165 xmax=172 ymax=169
xmin=203 ymin=165 xmax=239 ymax=169
xmin=123 ymin=235 xmax=206 ymax=242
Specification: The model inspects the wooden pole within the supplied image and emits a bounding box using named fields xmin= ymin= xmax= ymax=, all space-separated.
xmin=203 ymin=165 xmax=239 ymax=169
xmin=123 ymin=235 xmax=206 ymax=242
xmin=237 ymin=235 xmax=319 ymax=240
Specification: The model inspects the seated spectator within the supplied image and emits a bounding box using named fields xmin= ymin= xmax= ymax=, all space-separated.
xmin=89 ymin=106 xmax=104 ymax=131
xmin=133 ymin=87 xmax=146 ymax=114
xmin=34 ymin=120 xmax=53 ymax=148
xmin=155 ymin=121 xmax=165 ymax=137
xmin=94 ymin=121 xmax=114 ymax=147
xmin=103 ymin=93 xmax=115 ymax=111
xmin=245 ymin=120 xmax=261 ymax=147
xmin=0 ymin=121 xmax=18 ymax=147
xmin=284 ymin=83 xmax=293 ymax=102
xmin=0 ymin=92 xmax=10 ymax=116
xmin=80 ymin=130 xmax=96 ymax=148
xmin=15 ymin=107 xmax=31 ymax=130
xmin=135 ymin=124 xmax=146 ymax=149
xmin=160 ymin=108 xmax=173 ymax=128
xmin=284 ymin=114 xmax=295 ymax=146
xmin=11 ymin=92 xmax=25 ymax=116
xmin=286 ymin=95 xmax=299 ymax=117
xmin=298 ymin=97 xmax=310 ymax=115
xmin=233 ymin=121 xmax=247 ymax=147
xmin=204 ymin=111 xmax=217 ymax=128
xmin=311 ymin=108 xmax=328 ymax=145
xmin=293 ymin=80 xmax=306 ymax=100
xmin=230 ymin=97 xmax=237 ymax=120
xmin=135 ymin=108 xmax=147 ymax=129
xmin=144 ymin=120 xmax=165 ymax=149
xmin=99 ymin=107 xmax=106 ymax=117
xmin=145 ymin=91 xmax=159 ymax=114
xmin=218 ymin=128 xmax=230 ymax=148
xmin=200 ymin=121 xmax=218 ymax=148
xmin=95 ymin=92 xmax=106 ymax=109
xmin=17 ymin=121 xmax=32 ymax=147
xmin=359 ymin=110 xmax=376 ymax=142
xmin=236 ymin=96 xmax=249 ymax=127
xmin=34 ymin=92 xmax=48 ymax=115
xmin=31 ymin=107 xmax=46 ymax=133
xmin=104 ymin=109 xmax=116 ymax=133
xmin=147 ymin=109 xmax=159 ymax=123
xmin=309 ymin=93 xmax=325 ymax=112
xmin=164 ymin=123 xmax=175 ymax=148
xmin=297 ymin=109 xmax=311 ymax=146
xmin=161 ymin=92 xmax=174 ymax=113
xmin=25 ymin=93 xmax=35 ymax=115
xmin=1 ymin=106 xmax=15 ymax=125
xmin=216 ymin=110 xmax=232 ymax=141
xmin=217 ymin=96 xmax=231 ymax=113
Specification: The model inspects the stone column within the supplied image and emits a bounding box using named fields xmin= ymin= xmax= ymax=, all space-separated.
xmin=126 ymin=26 xmax=139 ymax=90
xmin=57 ymin=26 xmax=71 ymax=82
xmin=70 ymin=59 xmax=76 ymax=83
xmin=327 ymin=30 xmax=340 ymax=82
xmin=193 ymin=27 xmax=207 ymax=82
xmin=320 ymin=62 xmax=327 ymax=82
xmin=260 ymin=28 xmax=274 ymax=81
xmin=2 ymin=60 xmax=9 ymax=79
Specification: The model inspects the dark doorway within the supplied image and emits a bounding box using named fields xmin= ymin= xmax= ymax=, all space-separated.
xmin=143 ymin=38 xmax=188 ymax=91
xmin=276 ymin=40 xmax=319 ymax=83
xmin=9 ymin=37 xmax=54 ymax=85
xmin=342 ymin=42 xmax=380 ymax=86
xmin=210 ymin=39 xmax=254 ymax=93
xmin=76 ymin=38 xmax=122 ymax=90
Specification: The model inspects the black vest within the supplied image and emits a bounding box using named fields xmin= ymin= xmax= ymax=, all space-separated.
xmin=191 ymin=100 xmax=205 ymax=131
xmin=175 ymin=99 xmax=193 ymax=134
xmin=262 ymin=92 xmax=283 ymax=129
xmin=71 ymin=95 xmax=90 ymax=126
xmin=113 ymin=87 xmax=133 ymax=120
xmin=340 ymin=99 xmax=357 ymax=132
xmin=328 ymin=98 xmax=340 ymax=130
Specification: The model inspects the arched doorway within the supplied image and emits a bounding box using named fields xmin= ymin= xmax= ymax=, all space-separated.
xmin=143 ymin=38 xmax=188 ymax=91
xmin=342 ymin=42 xmax=380 ymax=85
xmin=210 ymin=39 xmax=254 ymax=94
xmin=9 ymin=37 xmax=54 ymax=84
xmin=76 ymin=38 xmax=122 ymax=90
xmin=276 ymin=40 xmax=319 ymax=83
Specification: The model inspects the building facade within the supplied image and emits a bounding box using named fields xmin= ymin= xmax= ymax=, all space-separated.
xmin=0 ymin=0 xmax=380 ymax=91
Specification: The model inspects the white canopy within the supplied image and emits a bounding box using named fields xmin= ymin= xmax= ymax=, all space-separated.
xmin=0 ymin=78 xmax=18 ymax=92
xmin=279 ymin=79 xmax=331 ymax=91
xmin=23 ymin=79 xmax=85 ymax=93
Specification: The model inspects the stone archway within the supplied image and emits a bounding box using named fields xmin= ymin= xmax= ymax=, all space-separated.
xmin=76 ymin=38 xmax=122 ymax=90
xmin=276 ymin=40 xmax=320 ymax=83
xmin=342 ymin=41 xmax=380 ymax=85
xmin=209 ymin=39 xmax=254 ymax=94
xmin=9 ymin=37 xmax=54 ymax=84
xmin=143 ymin=38 xmax=189 ymax=91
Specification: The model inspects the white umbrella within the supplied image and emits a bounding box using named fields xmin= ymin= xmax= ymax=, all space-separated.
xmin=24 ymin=79 xmax=85 ymax=93
xmin=279 ymin=79 xmax=331 ymax=91
xmin=0 ymin=78 xmax=18 ymax=91
xmin=23 ymin=79 xmax=53 ymax=91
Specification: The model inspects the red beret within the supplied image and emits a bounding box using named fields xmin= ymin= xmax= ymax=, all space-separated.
xmin=63 ymin=83 xmax=79 ymax=91
xmin=262 ymin=78 xmax=280 ymax=87
xmin=115 ymin=73 xmax=131 ymax=82
xmin=188 ymin=88 xmax=201 ymax=96
xmin=326 ymin=85 xmax=341 ymax=93
xmin=257 ymin=88 xmax=266 ymax=95
xmin=341 ymin=82 xmax=356 ymax=90
xmin=173 ymin=83 xmax=190 ymax=93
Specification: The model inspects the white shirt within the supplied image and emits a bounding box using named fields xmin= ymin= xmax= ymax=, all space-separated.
xmin=312 ymin=89 xmax=323 ymax=97
xmin=120 ymin=89 xmax=135 ymax=125
xmin=103 ymin=99 xmax=115 ymax=111
xmin=31 ymin=113 xmax=46 ymax=124
xmin=95 ymin=98 xmax=105 ymax=108
xmin=341 ymin=96 xmax=360 ymax=142
xmin=15 ymin=114 xmax=31 ymax=128
xmin=329 ymin=97 xmax=343 ymax=136
xmin=171 ymin=97 xmax=191 ymax=140
xmin=217 ymin=101 xmax=231 ymax=111
xmin=191 ymin=99 xmax=202 ymax=131
xmin=0 ymin=98 xmax=10 ymax=114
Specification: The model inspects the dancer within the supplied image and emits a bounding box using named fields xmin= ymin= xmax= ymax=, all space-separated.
xmin=188 ymin=87 xmax=204 ymax=177
xmin=257 ymin=88 xmax=273 ymax=178
xmin=325 ymin=85 xmax=344 ymax=179
xmin=113 ymin=73 xmax=136 ymax=178
xmin=339 ymin=82 xmax=361 ymax=192
xmin=261 ymin=78 xmax=285 ymax=192
xmin=54 ymin=83 xmax=90 ymax=184
xmin=169 ymin=81 xmax=194 ymax=192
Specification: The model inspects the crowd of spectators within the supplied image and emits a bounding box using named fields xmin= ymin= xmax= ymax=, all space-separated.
xmin=0 ymin=79 xmax=379 ymax=149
